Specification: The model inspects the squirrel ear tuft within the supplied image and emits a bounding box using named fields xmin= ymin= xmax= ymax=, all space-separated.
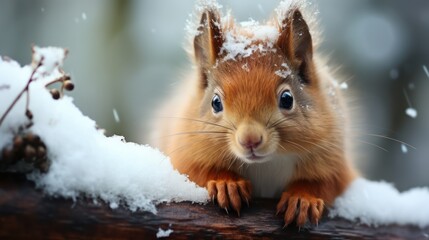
xmin=194 ymin=9 xmax=223 ymax=88
xmin=277 ymin=9 xmax=313 ymax=83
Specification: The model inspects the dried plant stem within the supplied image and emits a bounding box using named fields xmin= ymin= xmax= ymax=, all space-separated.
xmin=45 ymin=75 xmax=71 ymax=96
xmin=0 ymin=60 xmax=43 ymax=127
xmin=25 ymin=88 xmax=30 ymax=114
xmin=44 ymin=75 xmax=70 ymax=88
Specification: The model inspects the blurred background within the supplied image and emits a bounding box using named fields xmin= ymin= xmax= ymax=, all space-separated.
xmin=1 ymin=0 xmax=428 ymax=191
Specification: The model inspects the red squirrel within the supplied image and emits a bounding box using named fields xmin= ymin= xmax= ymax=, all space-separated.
xmin=150 ymin=0 xmax=357 ymax=227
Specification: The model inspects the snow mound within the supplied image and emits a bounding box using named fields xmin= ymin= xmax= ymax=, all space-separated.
xmin=0 ymin=47 xmax=208 ymax=213
xmin=330 ymin=178 xmax=429 ymax=228
xmin=156 ymin=227 xmax=173 ymax=238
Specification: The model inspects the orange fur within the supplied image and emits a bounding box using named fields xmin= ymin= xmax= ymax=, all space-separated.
xmin=149 ymin=2 xmax=357 ymax=227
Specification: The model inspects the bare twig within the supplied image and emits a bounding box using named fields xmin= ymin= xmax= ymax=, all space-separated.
xmin=1 ymin=49 xmax=73 ymax=128
xmin=25 ymin=88 xmax=31 ymax=118
xmin=44 ymin=74 xmax=72 ymax=100
xmin=0 ymin=59 xmax=43 ymax=127
xmin=44 ymin=75 xmax=71 ymax=88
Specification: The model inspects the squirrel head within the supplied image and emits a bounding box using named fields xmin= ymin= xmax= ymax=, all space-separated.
xmin=191 ymin=2 xmax=339 ymax=164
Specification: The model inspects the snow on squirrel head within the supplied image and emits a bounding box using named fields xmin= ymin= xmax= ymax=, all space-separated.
xmin=191 ymin=0 xmax=340 ymax=164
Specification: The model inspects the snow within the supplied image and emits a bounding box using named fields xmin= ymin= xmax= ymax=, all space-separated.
xmin=329 ymin=78 xmax=348 ymax=91
xmin=241 ymin=63 xmax=250 ymax=72
xmin=0 ymin=47 xmax=208 ymax=214
xmin=81 ymin=12 xmax=87 ymax=20
xmin=194 ymin=0 xmax=222 ymax=12
xmin=188 ymin=1 xmax=281 ymax=61
xmin=156 ymin=228 xmax=173 ymax=238
xmin=403 ymin=89 xmax=417 ymax=119
xmin=275 ymin=63 xmax=292 ymax=78
xmin=423 ymin=65 xmax=429 ymax=79
xmin=405 ymin=107 xmax=418 ymax=119
xmin=401 ymin=144 xmax=408 ymax=154
xmin=32 ymin=46 xmax=67 ymax=75
xmin=185 ymin=0 xmax=224 ymax=37
xmin=113 ymin=108 xmax=120 ymax=123
xmin=221 ymin=19 xmax=279 ymax=61
xmin=275 ymin=0 xmax=294 ymax=26
xmin=330 ymin=178 xmax=429 ymax=228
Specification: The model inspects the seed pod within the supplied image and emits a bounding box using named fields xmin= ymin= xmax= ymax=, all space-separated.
xmin=24 ymin=145 xmax=36 ymax=161
xmin=36 ymin=158 xmax=49 ymax=171
xmin=2 ymin=147 xmax=13 ymax=162
xmin=33 ymin=135 xmax=41 ymax=145
xmin=63 ymin=80 xmax=74 ymax=91
xmin=36 ymin=146 xmax=46 ymax=158
xmin=13 ymin=136 xmax=24 ymax=148
xmin=37 ymin=161 xmax=50 ymax=173
xmin=50 ymin=89 xmax=60 ymax=100
xmin=24 ymin=133 xmax=35 ymax=144
xmin=25 ymin=109 xmax=33 ymax=120
xmin=1 ymin=148 xmax=13 ymax=168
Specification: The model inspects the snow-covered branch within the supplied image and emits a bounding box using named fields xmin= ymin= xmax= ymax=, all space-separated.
xmin=0 ymin=47 xmax=208 ymax=214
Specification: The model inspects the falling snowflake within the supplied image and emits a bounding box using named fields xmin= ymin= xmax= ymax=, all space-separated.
xmin=113 ymin=108 xmax=120 ymax=123
xmin=423 ymin=65 xmax=429 ymax=79
xmin=405 ymin=108 xmax=417 ymax=119
xmin=401 ymin=144 xmax=408 ymax=154
xmin=340 ymin=82 xmax=348 ymax=90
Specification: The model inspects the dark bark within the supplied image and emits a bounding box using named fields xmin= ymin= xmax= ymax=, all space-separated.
xmin=0 ymin=173 xmax=427 ymax=239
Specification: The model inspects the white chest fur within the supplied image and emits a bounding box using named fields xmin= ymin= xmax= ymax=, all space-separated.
xmin=240 ymin=155 xmax=297 ymax=198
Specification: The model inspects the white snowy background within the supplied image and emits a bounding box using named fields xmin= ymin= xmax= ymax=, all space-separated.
xmin=1 ymin=0 xmax=429 ymax=227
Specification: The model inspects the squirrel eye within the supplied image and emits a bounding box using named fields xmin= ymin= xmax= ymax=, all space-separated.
xmin=279 ymin=90 xmax=293 ymax=110
xmin=212 ymin=94 xmax=223 ymax=113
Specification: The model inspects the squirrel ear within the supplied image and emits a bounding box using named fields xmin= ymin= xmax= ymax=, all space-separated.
xmin=194 ymin=9 xmax=223 ymax=88
xmin=277 ymin=9 xmax=313 ymax=83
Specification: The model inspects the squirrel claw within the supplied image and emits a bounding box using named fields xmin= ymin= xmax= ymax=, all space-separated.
xmin=277 ymin=191 xmax=324 ymax=228
xmin=206 ymin=177 xmax=252 ymax=217
xmin=224 ymin=207 xmax=229 ymax=214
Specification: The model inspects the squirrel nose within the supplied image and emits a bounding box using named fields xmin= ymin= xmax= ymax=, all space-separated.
xmin=239 ymin=135 xmax=263 ymax=149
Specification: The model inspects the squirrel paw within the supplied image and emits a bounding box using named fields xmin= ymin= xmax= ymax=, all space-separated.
xmin=207 ymin=179 xmax=252 ymax=216
xmin=276 ymin=192 xmax=324 ymax=227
